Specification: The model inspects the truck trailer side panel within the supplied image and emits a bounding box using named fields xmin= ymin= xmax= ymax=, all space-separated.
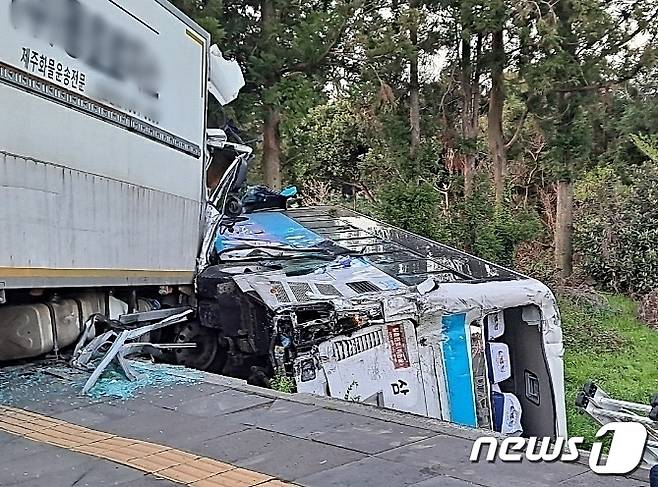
xmin=0 ymin=0 xmax=209 ymax=289
xmin=0 ymin=151 xmax=200 ymax=289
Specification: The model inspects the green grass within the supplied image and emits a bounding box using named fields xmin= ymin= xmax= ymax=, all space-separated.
xmin=560 ymin=294 xmax=658 ymax=446
xmin=270 ymin=371 xmax=297 ymax=394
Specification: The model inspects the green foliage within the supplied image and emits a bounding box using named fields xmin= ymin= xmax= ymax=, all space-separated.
xmin=270 ymin=372 xmax=296 ymax=394
xmin=544 ymin=103 xmax=595 ymax=181
xmin=575 ymin=158 xmax=658 ymax=294
xmin=517 ymin=0 xmax=658 ymax=183
xmin=447 ymin=184 xmax=543 ymax=265
xmin=289 ymin=96 xmax=448 ymax=204
xmin=376 ymin=179 xmax=542 ymax=266
xmin=289 ymin=100 xmax=373 ymax=186
xmin=173 ymin=0 xmax=359 ymax=171
xmin=631 ymin=134 xmax=658 ymax=164
xmin=561 ymin=295 xmax=658 ymax=447
xmin=378 ymin=181 xmax=445 ymax=239
xmin=592 ymin=90 xmax=658 ymax=174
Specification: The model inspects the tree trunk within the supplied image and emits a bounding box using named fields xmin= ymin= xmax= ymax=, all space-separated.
xmin=261 ymin=0 xmax=275 ymax=40
xmin=463 ymin=154 xmax=476 ymax=197
xmin=488 ymin=29 xmax=507 ymax=206
xmin=409 ymin=1 xmax=421 ymax=159
xmin=552 ymin=0 xmax=578 ymax=277
xmin=263 ymin=107 xmax=282 ymax=190
xmin=460 ymin=37 xmax=473 ymax=198
xmin=554 ymin=180 xmax=574 ymax=278
xmin=460 ymin=34 xmax=481 ymax=198
xmin=260 ymin=0 xmax=282 ymax=190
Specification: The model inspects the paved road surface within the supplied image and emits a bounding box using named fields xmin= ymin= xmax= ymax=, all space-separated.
xmin=0 ymin=363 xmax=649 ymax=487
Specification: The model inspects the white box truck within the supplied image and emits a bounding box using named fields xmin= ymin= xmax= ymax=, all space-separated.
xmin=0 ymin=0 xmax=250 ymax=361
xmin=1 ymin=0 xmax=208 ymax=290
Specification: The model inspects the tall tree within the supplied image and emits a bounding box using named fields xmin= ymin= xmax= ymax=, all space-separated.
xmin=486 ymin=1 xmax=507 ymax=205
xmin=259 ymin=0 xmax=282 ymax=189
xmin=408 ymin=0 xmax=421 ymax=159
xmin=175 ymin=0 xmax=357 ymax=189
xmin=459 ymin=29 xmax=482 ymax=198
xmin=436 ymin=0 xmax=491 ymax=198
xmin=517 ymin=0 xmax=658 ymax=277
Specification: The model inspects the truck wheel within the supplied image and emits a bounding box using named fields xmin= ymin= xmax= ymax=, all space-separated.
xmin=174 ymin=321 xmax=219 ymax=371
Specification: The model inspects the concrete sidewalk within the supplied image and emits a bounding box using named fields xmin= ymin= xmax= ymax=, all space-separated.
xmin=0 ymin=363 xmax=649 ymax=487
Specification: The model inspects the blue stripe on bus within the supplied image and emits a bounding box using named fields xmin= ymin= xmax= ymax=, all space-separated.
xmin=441 ymin=313 xmax=477 ymax=428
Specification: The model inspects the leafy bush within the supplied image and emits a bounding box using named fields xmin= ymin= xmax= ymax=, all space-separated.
xmin=377 ymin=180 xmax=449 ymax=240
xmin=575 ymin=161 xmax=658 ymax=294
xmin=270 ymin=372 xmax=296 ymax=394
xmin=450 ymin=186 xmax=543 ymax=265
xmin=288 ymin=100 xmax=387 ymax=193
xmin=377 ymin=178 xmax=543 ymax=266
xmin=631 ymin=134 xmax=658 ymax=163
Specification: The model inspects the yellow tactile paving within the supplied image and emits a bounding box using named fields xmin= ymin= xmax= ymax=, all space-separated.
xmin=156 ymin=458 xmax=235 ymax=484
xmin=194 ymin=468 xmax=273 ymax=487
xmin=122 ymin=441 xmax=171 ymax=458
xmin=72 ymin=442 xmax=123 ymax=459
xmin=0 ymin=420 xmax=34 ymax=436
xmin=127 ymin=449 xmax=198 ymax=472
xmin=2 ymin=408 xmax=65 ymax=426
xmin=2 ymin=414 xmax=58 ymax=431
xmin=23 ymin=430 xmax=88 ymax=448
xmin=96 ymin=436 xmax=141 ymax=449
xmin=49 ymin=424 xmax=114 ymax=444
xmin=0 ymin=406 xmax=298 ymax=487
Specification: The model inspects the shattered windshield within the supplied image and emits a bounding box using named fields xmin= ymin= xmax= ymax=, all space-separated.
xmin=213 ymin=207 xmax=521 ymax=287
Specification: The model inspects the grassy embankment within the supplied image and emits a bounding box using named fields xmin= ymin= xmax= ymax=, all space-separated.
xmin=561 ymin=294 xmax=658 ymax=445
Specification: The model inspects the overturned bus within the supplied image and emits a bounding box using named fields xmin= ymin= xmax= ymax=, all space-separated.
xmin=193 ymin=203 xmax=567 ymax=439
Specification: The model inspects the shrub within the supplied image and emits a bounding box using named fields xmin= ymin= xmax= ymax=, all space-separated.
xmin=377 ymin=179 xmax=543 ymax=266
xmin=377 ymin=181 xmax=445 ymax=239
xmin=575 ymin=161 xmax=658 ymax=294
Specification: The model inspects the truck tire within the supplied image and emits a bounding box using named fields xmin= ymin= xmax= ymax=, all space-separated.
xmin=174 ymin=321 xmax=222 ymax=371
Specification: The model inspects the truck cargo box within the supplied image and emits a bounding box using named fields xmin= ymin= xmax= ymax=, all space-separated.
xmin=0 ymin=0 xmax=210 ymax=289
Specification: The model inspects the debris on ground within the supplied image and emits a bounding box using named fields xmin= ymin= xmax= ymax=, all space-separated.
xmin=71 ymin=308 xmax=195 ymax=394
xmin=0 ymin=360 xmax=204 ymax=406
xmin=84 ymin=361 xmax=204 ymax=400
